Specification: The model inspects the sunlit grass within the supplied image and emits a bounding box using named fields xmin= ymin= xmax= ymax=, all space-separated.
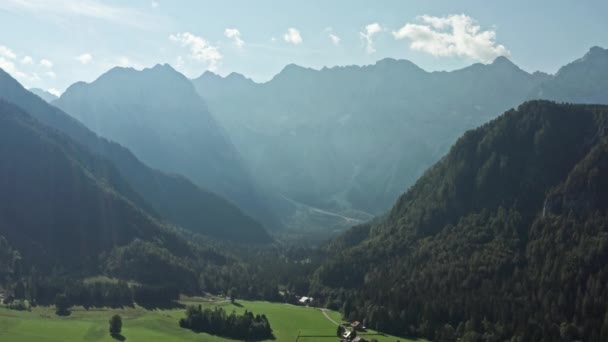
xmin=0 ymin=299 xmax=421 ymax=342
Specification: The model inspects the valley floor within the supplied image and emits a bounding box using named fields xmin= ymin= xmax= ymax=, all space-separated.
xmin=0 ymin=297 xmax=419 ymax=342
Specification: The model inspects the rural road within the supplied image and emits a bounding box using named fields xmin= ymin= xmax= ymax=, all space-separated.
xmin=279 ymin=194 xmax=369 ymax=223
xmin=320 ymin=309 xmax=340 ymax=326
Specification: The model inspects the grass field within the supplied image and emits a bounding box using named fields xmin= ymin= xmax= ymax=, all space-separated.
xmin=0 ymin=297 xmax=420 ymax=342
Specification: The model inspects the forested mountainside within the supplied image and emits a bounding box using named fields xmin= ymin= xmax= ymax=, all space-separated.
xmin=0 ymin=99 xmax=312 ymax=305
xmin=0 ymin=68 xmax=270 ymax=243
xmin=0 ymin=100 xmax=191 ymax=272
xmin=53 ymin=64 xmax=277 ymax=231
xmin=193 ymin=47 xmax=607 ymax=233
xmin=311 ymin=101 xmax=608 ymax=342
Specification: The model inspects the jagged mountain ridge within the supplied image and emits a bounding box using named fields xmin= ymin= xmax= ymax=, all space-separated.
xmin=53 ymin=64 xmax=278 ymax=231
xmin=193 ymin=55 xmax=546 ymax=218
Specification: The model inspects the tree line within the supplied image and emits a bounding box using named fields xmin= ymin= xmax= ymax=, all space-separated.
xmin=179 ymin=305 xmax=273 ymax=340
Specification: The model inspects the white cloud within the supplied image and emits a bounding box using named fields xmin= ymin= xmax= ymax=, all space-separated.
xmin=45 ymin=71 xmax=56 ymax=79
xmin=0 ymin=45 xmax=17 ymax=59
xmin=0 ymin=55 xmax=39 ymax=84
xmin=0 ymin=45 xmax=44 ymax=87
xmin=270 ymin=37 xmax=277 ymax=43
xmin=283 ymin=28 xmax=302 ymax=45
xmin=21 ymin=55 xmax=33 ymax=64
xmin=47 ymin=88 xmax=61 ymax=97
xmin=0 ymin=57 xmax=16 ymax=74
xmin=150 ymin=1 xmax=159 ymax=8
xmin=329 ymin=33 xmax=341 ymax=45
xmin=359 ymin=23 xmax=383 ymax=54
xmin=39 ymin=59 xmax=53 ymax=68
xmin=169 ymin=32 xmax=222 ymax=71
xmin=224 ymin=28 xmax=244 ymax=47
xmin=76 ymin=53 xmax=93 ymax=64
xmin=114 ymin=56 xmax=144 ymax=69
xmin=392 ymin=14 xmax=510 ymax=63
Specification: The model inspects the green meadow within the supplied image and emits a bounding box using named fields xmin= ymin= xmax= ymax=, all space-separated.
xmin=0 ymin=298 xmax=419 ymax=342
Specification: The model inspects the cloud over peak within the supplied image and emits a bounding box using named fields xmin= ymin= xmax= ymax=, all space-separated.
xmin=47 ymin=88 xmax=61 ymax=97
xmin=169 ymin=32 xmax=222 ymax=71
xmin=393 ymin=14 xmax=510 ymax=63
xmin=283 ymin=28 xmax=302 ymax=45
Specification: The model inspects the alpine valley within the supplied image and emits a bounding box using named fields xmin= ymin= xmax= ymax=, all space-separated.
xmin=1 ymin=13 xmax=608 ymax=341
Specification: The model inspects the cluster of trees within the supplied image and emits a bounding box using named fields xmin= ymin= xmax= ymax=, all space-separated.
xmin=5 ymin=273 xmax=181 ymax=313
xmin=1 ymin=236 xmax=322 ymax=314
xmin=179 ymin=306 xmax=273 ymax=340
xmin=311 ymin=102 xmax=608 ymax=341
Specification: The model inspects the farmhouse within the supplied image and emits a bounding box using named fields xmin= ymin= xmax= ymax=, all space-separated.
xmin=342 ymin=330 xmax=352 ymax=339
xmin=298 ymin=296 xmax=313 ymax=305
xmin=340 ymin=333 xmax=369 ymax=342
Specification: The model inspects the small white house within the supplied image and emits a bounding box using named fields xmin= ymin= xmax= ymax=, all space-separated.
xmin=298 ymin=296 xmax=313 ymax=305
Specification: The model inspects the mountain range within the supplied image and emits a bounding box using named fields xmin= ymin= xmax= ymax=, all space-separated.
xmin=0 ymin=68 xmax=271 ymax=243
xmin=2 ymin=43 xmax=608 ymax=341
xmin=53 ymin=64 xmax=277 ymax=231
xmin=193 ymin=46 xmax=608 ymax=234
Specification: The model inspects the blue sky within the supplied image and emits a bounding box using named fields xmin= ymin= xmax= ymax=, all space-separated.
xmin=0 ymin=0 xmax=607 ymax=95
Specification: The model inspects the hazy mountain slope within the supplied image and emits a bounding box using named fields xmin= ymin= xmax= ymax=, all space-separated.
xmin=532 ymin=46 xmax=608 ymax=104
xmin=29 ymin=88 xmax=58 ymax=102
xmin=0 ymin=100 xmax=188 ymax=270
xmin=0 ymin=68 xmax=270 ymax=243
xmin=193 ymin=56 xmax=545 ymax=221
xmin=53 ymin=64 xmax=276 ymax=230
xmin=311 ymin=101 xmax=608 ymax=341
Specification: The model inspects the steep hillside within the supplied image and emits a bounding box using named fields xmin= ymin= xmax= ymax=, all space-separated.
xmin=0 ymin=100 xmax=188 ymax=270
xmin=312 ymin=101 xmax=608 ymax=342
xmin=53 ymin=64 xmax=277 ymax=230
xmin=0 ymin=68 xmax=270 ymax=243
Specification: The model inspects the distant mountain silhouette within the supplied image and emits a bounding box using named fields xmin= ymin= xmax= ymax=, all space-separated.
xmin=54 ymin=64 xmax=278 ymax=231
xmin=531 ymin=46 xmax=608 ymax=104
xmin=0 ymin=68 xmax=271 ymax=243
xmin=192 ymin=55 xmax=547 ymax=220
xmin=29 ymin=88 xmax=58 ymax=102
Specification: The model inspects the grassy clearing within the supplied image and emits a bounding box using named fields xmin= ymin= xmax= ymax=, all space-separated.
xmin=0 ymin=298 xmax=420 ymax=342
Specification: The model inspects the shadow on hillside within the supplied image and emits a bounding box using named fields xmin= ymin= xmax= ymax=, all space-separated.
xmin=231 ymin=301 xmax=244 ymax=307
xmin=110 ymin=333 xmax=126 ymax=341
xmin=137 ymin=300 xmax=185 ymax=310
